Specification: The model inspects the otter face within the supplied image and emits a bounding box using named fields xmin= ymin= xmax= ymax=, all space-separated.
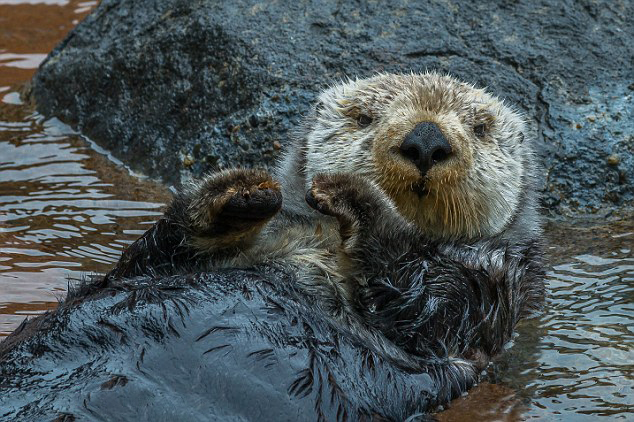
xmin=304 ymin=72 xmax=532 ymax=240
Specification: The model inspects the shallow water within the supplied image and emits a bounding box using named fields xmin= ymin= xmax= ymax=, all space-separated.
xmin=436 ymin=221 xmax=634 ymax=420
xmin=0 ymin=1 xmax=632 ymax=420
xmin=0 ymin=0 xmax=170 ymax=335
xmin=0 ymin=107 xmax=170 ymax=334
xmin=522 ymin=224 xmax=633 ymax=420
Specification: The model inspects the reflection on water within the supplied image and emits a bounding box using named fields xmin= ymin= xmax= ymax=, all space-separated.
xmin=523 ymin=224 xmax=633 ymax=420
xmin=0 ymin=0 xmax=633 ymax=420
xmin=0 ymin=0 xmax=171 ymax=336
xmin=0 ymin=105 xmax=170 ymax=335
xmin=536 ymin=260 xmax=632 ymax=417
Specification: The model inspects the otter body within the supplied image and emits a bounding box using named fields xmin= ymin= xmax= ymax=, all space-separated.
xmin=1 ymin=73 xmax=545 ymax=420
xmin=106 ymin=72 xmax=544 ymax=371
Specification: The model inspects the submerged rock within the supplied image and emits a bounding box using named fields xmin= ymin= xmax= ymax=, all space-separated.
xmin=31 ymin=0 xmax=633 ymax=215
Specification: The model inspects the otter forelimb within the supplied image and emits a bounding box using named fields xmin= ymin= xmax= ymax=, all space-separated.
xmin=105 ymin=168 xmax=281 ymax=281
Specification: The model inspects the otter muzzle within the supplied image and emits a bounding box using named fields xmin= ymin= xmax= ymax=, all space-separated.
xmin=399 ymin=122 xmax=452 ymax=176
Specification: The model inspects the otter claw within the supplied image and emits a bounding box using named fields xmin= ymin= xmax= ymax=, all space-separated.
xmin=305 ymin=189 xmax=336 ymax=216
xmin=222 ymin=187 xmax=282 ymax=220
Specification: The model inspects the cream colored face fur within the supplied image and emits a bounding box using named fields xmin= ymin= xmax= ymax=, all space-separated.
xmin=304 ymin=72 xmax=530 ymax=240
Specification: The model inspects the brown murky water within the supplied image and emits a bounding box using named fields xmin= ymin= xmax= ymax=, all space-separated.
xmin=0 ymin=2 xmax=632 ymax=420
xmin=0 ymin=0 xmax=171 ymax=335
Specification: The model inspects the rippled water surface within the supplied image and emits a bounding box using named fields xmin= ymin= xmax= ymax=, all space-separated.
xmin=437 ymin=222 xmax=634 ymax=421
xmin=0 ymin=109 xmax=170 ymax=334
xmin=530 ymin=227 xmax=633 ymax=420
xmin=0 ymin=1 xmax=632 ymax=420
xmin=0 ymin=0 xmax=170 ymax=335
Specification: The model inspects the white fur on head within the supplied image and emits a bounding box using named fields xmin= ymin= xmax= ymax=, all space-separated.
xmin=282 ymin=72 xmax=539 ymax=241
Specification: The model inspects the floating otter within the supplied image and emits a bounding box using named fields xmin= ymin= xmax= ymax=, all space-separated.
xmin=0 ymin=72 xmax=545 ymax=421
xmin=107 ymin=72 xmax=544 ymax=356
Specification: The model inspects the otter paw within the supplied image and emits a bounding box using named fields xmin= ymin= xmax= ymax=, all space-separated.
xmin=306 ymin=172 xmax=384 ymax=217
xmin=188 ymin=169 xmax=282 ymax=232
xmin=306 ymin=173 xmax=401 ymax=248
xmin=220 ymin=181 xmax=282 ymax=221
xmin=305 ymin=173 xmax=355 ymax=218
xmin=306 ymin=173 xmax=386 ymax=247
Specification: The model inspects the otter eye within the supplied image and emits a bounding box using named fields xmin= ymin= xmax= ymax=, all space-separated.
xmin=357 ymin=114 xmax=373 ymax=128
xmin=473 ymin=123 xmax=487 ymax=138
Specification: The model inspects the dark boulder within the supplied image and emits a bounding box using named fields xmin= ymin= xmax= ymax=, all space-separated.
xmin=31 ymin=0 xmax=633 ymax=215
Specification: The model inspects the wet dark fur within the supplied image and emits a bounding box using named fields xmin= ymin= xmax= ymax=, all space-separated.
xmin=1 ymin=269 xmax=466 ymax=421
xmin=103 ymin=170 xmax=545 ymax=365
xmin=1 ymin=75 xmax=545 ymax=420
xmin=0 ymin=169 xmax=544 ymax=421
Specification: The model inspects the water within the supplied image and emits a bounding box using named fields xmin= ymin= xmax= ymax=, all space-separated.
xmin=0 ymin=0 xmax=170 ymax=336
xmin=436 ymin=222 xmax=634 ymax=420
xmin=531 ymin=227 xmax=633 ymax=420
xmin=0 ymin=1 xmax=632 ymax=420
xmin=0 ymin=108 xmax=170 ymax=334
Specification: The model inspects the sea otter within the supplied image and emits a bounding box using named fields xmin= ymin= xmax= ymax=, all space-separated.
xmin=0 ymin=72 xmax=545 ymax=421
xmin=105 ymin=71 xmax=544 ymax=362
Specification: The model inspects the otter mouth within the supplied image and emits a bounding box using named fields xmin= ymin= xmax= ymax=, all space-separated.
xmin=412 ymin=182 xmax=429 ymax=197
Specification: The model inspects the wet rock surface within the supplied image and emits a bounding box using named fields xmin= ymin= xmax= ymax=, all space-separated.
xmin=32 ymin=0 xmax=633 ymax=214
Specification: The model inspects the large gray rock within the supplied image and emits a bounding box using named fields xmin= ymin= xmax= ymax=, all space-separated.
xmin=32 ymin=0 xmax=633 ymax=215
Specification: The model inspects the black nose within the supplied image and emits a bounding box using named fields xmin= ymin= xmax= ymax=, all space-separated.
xmin=399 ymin=122 xmax=452 ymax=176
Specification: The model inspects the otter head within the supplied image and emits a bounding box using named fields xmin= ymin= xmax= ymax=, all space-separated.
xmin=297 ymin=72 xmax=538 ymax=241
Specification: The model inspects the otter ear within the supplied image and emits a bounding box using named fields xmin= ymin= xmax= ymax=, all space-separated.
xmin=518 ymin=132 xmax=525 ymax=144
